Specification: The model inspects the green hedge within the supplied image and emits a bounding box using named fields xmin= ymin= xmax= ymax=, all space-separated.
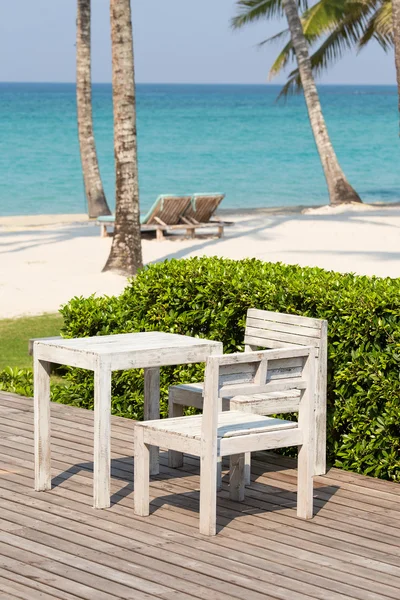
xmin=3 ymin=257 xmax=400 ymax=481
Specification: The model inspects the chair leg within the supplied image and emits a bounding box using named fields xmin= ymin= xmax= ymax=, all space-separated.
xmin=244 ymin=452 xmax=251 ymax=486
xmin=297 ymin=442 xmax=314 ymax=519
xmin=199 ymin=453 xmax=218 ymax=536
xmin=229 ymin=454 xmax=245 ymax=502
xmin=168 ymin=399 xmax=184 ymax=468
xmin=134 ymin=426 xmax=150 ymax=517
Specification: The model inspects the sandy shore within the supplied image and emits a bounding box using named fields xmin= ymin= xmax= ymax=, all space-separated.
xmin=0 ymin=204 xmax=399 ymax=318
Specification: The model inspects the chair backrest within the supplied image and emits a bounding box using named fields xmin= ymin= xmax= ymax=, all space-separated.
xmin=244 ymin=307 xmax=327 ymax=400
xmin=141 ymin=195 xmax=192 ymax=225
xmin=183 ymin=193 xmax=225 ymax=223
xmin=201 ymin=347 xmax=315 ymax=440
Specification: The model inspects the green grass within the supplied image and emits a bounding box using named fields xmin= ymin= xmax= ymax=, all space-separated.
xmin=0 ymin=313 xmax=63 ymax=370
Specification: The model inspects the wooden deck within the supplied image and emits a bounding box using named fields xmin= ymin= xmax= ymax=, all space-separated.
xmin=1 ymin=391 xmax=400 ymax=600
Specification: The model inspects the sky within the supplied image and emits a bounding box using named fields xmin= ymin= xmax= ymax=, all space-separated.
xmin=0 ymin=0 xmax=395 ymax=85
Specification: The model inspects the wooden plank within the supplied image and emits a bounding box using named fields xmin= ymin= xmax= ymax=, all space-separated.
xmin=3 ymin=460 xmax=400 ymax=600
xmin=296 ymin=350 xmax=315 ymax=519
xmin=28 ymin=336 xmax=62 ymax=356
xmin=315 ymin=318 xmax=328 ymax=475
xmin=219 ymin=377 xmax=307 ymax=399
xmin=199 ymin=356 xmax=219 ymax=536
xmin=3 ymin=393 xmax=400 ymax=600
xmin=0 ymin=565 xmax=82 ymax=600
xmin=34 ymin=358 xmax=52 ymax=492
xmin=247 ymin=309 xmax=324 ymax=330
xmin=220 ymin=428 xmax=303 ymax=457
xmin=3 ymin=474 xmax=400 ymax=600
xmin=93 ymin=358 xmax=111 ymax=509
xmin=216 ymin=347 xmax=313 ymax=366
xmin=144 ymin=367 xmax=161 ymax=475
xmin=245 ymin=326 xmax=321 ymax=348
xmin=246 ymin=317 xmax=322 ymax=338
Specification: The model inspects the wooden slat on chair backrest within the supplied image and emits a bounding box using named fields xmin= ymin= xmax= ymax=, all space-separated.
xmin=201 ymin=348 xmax=314 ymax=445
xmin=211 ymin=348 xmax=312 ymax=401
xmin=147 ymin=195 xmax=192 ymax=225
xmin=244 ymin=308 xmax=323 ymax=359
xmin=184 ymin=194 xmax=225 ymax=223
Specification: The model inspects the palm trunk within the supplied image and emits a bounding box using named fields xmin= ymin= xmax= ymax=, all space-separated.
xmin=392 ymin=0 xmax=400 ymax=126
xmin=103 ymin=0 xmax=143 ymax=275
xmin=282 ymin=0 xmax=362 ymax=205
xmin=76 ymin=0 xmax=111 ymax=218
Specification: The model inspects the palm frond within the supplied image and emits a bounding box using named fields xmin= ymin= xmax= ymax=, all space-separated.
xmin=304 ymin=18 xmax=368 ymax=79
xmin=268 ymin=40 xmax=295 ymax=78
xmin=258 ymin=28 xmax=290 ymax=47
xmin=275 ymin=2 xmax=376 ymax=99
xmin=359 ymin=1 xmax=393 ymax=50
xmin=232 ymin=0 xmax=284 ymax=28
xmin=277 ymin=70 xmax=303 ymax=99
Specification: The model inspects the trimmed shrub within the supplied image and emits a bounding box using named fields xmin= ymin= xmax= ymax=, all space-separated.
xmin=3 ymin=257 xmax=400 ymax=481
xmin=0 ymin=367 xmax=34 ymax=397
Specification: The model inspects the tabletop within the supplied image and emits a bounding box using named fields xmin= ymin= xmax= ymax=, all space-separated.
xmin=33 ymin=331 xmax=223 ymax=371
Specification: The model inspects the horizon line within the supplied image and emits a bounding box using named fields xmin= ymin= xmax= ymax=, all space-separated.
xmin=0 ymin=81 xmax=396 ymax=87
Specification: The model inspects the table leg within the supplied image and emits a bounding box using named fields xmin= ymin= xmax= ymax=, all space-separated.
xmin=144 ymin=367 xmax=160 ymax=475
xmin=34 ymin=358 xmax=52 ymax=491
xmin=94 ymin=363 xmax=111 ymax=509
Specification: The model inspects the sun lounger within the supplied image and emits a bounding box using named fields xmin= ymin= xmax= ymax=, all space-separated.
xmin=180 ymin=193 xmax=228 ymax=238
xmin=96 ymin=192 xmax=229 ymax=240
xmin=96 ymin=194 xmax=191 ymax=239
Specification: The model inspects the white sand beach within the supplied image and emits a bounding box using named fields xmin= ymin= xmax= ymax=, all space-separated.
xmin=0 ymin=204 xmax=399 ymax=319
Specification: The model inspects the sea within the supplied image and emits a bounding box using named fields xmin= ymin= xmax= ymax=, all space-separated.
xmin=0 ymin=82 xmax=399 ymax=216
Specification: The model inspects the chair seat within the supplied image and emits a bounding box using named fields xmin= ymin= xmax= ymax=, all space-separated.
xmin=137 ymin=411 xmax=297 ymax=440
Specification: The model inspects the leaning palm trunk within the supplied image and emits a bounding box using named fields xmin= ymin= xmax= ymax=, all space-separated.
xmin=392 ymin=0 xmax=400 ymax=126
xmin=282 ymin=0 xmax=362 ymax=205
xmin=103 ymin=0 xmax=143 ymax=275
xmin=76 ymin=0 xmax=111 ymax=218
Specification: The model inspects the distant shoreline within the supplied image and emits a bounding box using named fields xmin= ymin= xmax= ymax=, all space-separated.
xmin=1 ymin=202 xmax=399 ymax=231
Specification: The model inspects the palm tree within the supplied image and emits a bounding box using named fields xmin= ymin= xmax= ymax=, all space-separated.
xmin=267 ymin=0 xmax=393 ymax=98
xmin=233 ymin=0 xmax=362 ymax=205
xmin=76 ymin=0 xmax=111 ymax=218
xmin=103 ymin=0 xmax=143 ymax=275
xmin=393 ymin=0 xmax=400 ymax=121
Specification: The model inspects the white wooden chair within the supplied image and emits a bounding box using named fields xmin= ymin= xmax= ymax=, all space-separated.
xmin=134 ymin=347 xmax=316 ymax=536
xmin=168 ymin=308 xmax=328 ymax=480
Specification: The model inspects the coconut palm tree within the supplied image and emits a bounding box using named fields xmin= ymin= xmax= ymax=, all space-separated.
xmin=393 ymin=0 xmax=400 ymax=119
xmin=266 ymin=0 xmax=393 ymax=98
xmin=270 ymin=0 xmax=400 ymax=126
xmin=103 ymin=0 xmax=143 ymax=275
xmin=76 ymin=0 xmax=111 ymax=218
xmin=233 ymin=0 xmax=362 ymax=205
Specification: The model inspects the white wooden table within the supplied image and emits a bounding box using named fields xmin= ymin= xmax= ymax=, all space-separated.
xmin=33 ymin=332 xmax=222 ymax=509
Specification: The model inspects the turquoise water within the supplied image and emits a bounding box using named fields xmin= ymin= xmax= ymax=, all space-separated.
xmin=0 ymin=82 xmax=399 ymax=216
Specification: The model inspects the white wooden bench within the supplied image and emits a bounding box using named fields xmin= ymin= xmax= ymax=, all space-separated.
xmin=168 ymin=308 xmax=328 ymax=480
xmin=134 ymin=346 xmax=316 ymax=535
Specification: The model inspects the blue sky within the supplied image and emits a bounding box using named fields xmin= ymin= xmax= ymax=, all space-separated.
xmin=0 ymin=0 xmax=395 ymax=84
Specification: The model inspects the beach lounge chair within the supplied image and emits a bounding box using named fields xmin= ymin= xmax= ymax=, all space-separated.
xmin=181 ymin=193 xmax=226 ymax=238
xmin=96 ymin=192 xmax=229 ymax=239
xmin=96 ymin=194 xmax=191 ymax=240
